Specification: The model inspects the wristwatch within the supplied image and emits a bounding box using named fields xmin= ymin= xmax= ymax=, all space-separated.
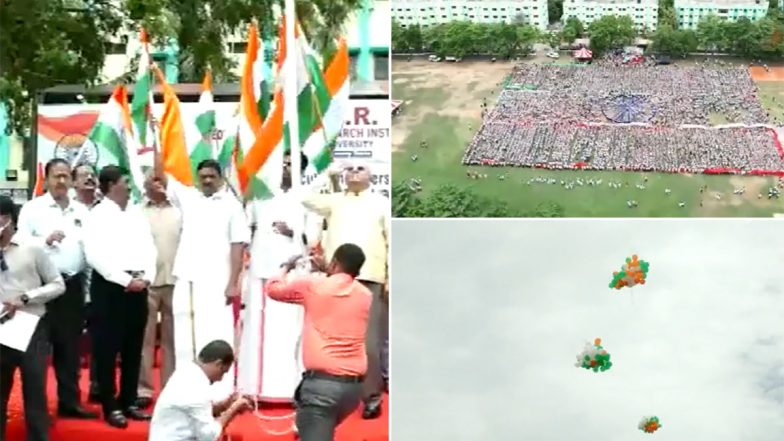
xmin=20 ymin=294 xmax=29 ymax=305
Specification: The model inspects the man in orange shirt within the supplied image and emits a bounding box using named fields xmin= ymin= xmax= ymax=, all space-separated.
xmin=265 ymin=243 xmax=371 ymax=441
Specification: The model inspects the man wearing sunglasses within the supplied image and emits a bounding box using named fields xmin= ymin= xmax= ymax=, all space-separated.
xmin=301 ymin=162 xmax=389 ymax=419
xmin=0 ymin=195 xmax=66 ymax=441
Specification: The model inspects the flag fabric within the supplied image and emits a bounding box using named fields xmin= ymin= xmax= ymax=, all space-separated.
xmin=154 ymin=65 xmax=193 ymax=186
xmin=130 ymin=29 xmax=155 ymax=162
xmin=237 ymin=22 xmax=281 ymax=200
xmin=84 ymin=86 xmax=145 ymax=201
xmin=300 ymin=35 xmax=350 ymax=174
xmin=189 ymin=70 xmax=216 ymax=180
xmin=33 ymin=162 xmax=44 ymax=196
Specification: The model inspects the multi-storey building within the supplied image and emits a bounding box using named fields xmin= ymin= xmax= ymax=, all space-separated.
xmin=392 ymin=0 xmax=550 ymax=31
xmin=673 ymin=0 xmax=768 ymax=30
xmin=561 ymin=0 xmax=659 ymax=33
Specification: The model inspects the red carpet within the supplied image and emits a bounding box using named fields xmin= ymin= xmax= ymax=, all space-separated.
xmin=5 ymin=367 xmax=388 ymax=441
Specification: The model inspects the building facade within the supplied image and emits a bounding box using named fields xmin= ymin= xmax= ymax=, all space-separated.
xmin=673 ymin=0 xmax=768 ymax=30
xmin=561 ymin=0 xmax=659 ymax=33
xmin=392 ymin=0 xmax=550 ymax=31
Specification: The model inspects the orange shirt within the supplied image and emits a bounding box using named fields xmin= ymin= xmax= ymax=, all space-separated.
xmin=265 ymin=272 xmax=372 ymax=376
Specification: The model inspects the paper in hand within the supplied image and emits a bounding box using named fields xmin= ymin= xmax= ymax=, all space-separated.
xmin=0 ymin=310 xmax=40 ymax=352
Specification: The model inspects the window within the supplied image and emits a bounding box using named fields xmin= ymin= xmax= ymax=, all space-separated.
xmin=718 ymin=8 xmax=728 ymax=13
xmin=349 ymin=55 xmax=359 ymax=81
xmin=374 ymin=54 xmax=389 ymax=81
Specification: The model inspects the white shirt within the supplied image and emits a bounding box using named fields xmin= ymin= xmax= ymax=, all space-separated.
xmin=247 ymin=191 xmax=320 ymax=279
xmin=167 ymin=179 xmax=250 ymax=283
xmin=83 ymin=198 xmax=157 ymax=288
xmin=149 ymin=362 xmax=222 ymax=441
xmin=16 ymin=192 xmax=88 ymax=277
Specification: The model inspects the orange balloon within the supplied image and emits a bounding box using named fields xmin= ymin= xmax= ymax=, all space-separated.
xmin=594 ymin=338 xmax=602 ymax=345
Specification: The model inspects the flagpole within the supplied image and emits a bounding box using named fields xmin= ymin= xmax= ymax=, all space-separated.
xmin=284 ymin=0 xmax=305 ymax=254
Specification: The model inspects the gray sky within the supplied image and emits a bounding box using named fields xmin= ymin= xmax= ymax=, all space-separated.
xmin=391 ymin=220 xmax=784 ymax=441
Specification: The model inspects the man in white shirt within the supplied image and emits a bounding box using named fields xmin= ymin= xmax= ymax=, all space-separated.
xmin=302 ymin=163 xmax=389 ymax=419
xmin=16 ymin=158 xmax=97 ymax=419
xmin=157 ymin=159 xmax=250 ymax=402
xmin=238 ymin=152 xmax=319 ymax=401
xmin=149 ymin=340 xmax=251 ymax=441
xmin=83 ymin=165 xmax=157 ymax=428
xmin=0 ymin=195 xmax=66 ymax=441
xmin=70 ymin=163 xmax=102 ymax=403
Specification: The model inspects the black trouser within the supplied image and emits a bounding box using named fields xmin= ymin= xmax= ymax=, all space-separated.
xmin=0 ymin=320 xmax=50 ymax=441
xmin=46 ymin=274 xmax=84 ymax=409
xmin=294 ymin=371 xmax=363 ymax=441
xmin=358 ymin=280 xmax=388 ymax=407
xmin=86 ymin=302 xmax=99 ymax=396
xmin=89 ymin=272 xmax=148 ymax=415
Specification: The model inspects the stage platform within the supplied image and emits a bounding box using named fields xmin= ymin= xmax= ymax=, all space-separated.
xmin=5 ymin=367 xmax=388 ymax=441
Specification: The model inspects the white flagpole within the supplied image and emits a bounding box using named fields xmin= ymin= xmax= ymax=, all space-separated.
xmin=284 ymin=0 xmax=305 ymax=254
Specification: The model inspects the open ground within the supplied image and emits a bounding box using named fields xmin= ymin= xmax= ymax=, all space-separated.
xmin=392 ymin=56 xmax=784 ymax=217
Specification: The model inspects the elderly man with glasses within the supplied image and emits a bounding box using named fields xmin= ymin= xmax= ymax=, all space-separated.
xmin=301 ymin=162 xmax=389 ymax=419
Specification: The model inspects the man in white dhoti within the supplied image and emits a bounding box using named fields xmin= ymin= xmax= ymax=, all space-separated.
xmin=159 ymin=159 xmax=250 ymax=402
xmin=238 ymin=152 xmax=320 ymax=401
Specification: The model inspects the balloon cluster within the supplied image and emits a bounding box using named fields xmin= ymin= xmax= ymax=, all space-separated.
xmin=575 ymin=338 xmax=613 ymax=372
xmin=638 ymin=416 xmax=662 ymax=433
xmin=609 ymin=254 xmax=649 ymax=290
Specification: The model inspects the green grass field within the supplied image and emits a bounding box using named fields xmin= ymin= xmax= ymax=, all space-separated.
xmin=392 ymin=59 xmax=784 ymax=217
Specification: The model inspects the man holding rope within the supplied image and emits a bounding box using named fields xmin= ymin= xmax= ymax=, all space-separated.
xmin=266 ymin=243 xmax=371 ymax=441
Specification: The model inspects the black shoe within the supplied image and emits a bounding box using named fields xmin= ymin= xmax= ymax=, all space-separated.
xmin=105 ymin=410 xmax=128 ymax=429
xmin=123 ymin=406 xmax=151 ymax=421
xmin=88 ymin=390 xmax=101 ymax=404
xmin=362 ymin=401 xmax=382 ymax=419
xmin=58 ymin=405 xmax=99 ymax=419
xmin=135 ymin=397 xmax=153 ymax=409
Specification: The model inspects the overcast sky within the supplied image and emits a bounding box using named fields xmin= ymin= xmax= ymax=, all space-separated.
xmin=391 ymin=220 xmax=784 ymax=441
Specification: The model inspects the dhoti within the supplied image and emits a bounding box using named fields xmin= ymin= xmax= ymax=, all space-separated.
xmin=172 ymin=278 xmax=235 ymax=402
xmin=237 ymin=274 xmax=303 ymax=401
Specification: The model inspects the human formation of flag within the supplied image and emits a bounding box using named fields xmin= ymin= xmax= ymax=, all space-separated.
xmin=77 ymin=12 xmax=350 ymax=202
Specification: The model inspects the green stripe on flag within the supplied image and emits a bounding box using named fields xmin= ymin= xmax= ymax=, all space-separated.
xmin=88 ymin=122 xmax=129 ymax=171
xmin=130 ymin=73 xmax=151 ymax=146
xmin=195 ymin=111 xmax=216 ymax=136
xmin=258 ymin=80 xmax=270 ymax=121
xmin=190 ymin=140 xmax=213 ymax=178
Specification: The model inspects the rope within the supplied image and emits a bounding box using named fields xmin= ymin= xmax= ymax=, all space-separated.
xmin=235 ymin=256 xmax=312 ymax=436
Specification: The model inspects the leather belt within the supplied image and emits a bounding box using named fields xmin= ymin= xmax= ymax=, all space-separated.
xmin=302 ymin=370 xmax=364 ymax=383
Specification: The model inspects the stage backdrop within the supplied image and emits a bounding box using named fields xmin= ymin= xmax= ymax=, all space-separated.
xmin=36 ymin=98 xmax=390 ymax=196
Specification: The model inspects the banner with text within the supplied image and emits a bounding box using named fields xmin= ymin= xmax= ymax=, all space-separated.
xmin=36 ymin=98 xmax=390 ymax=195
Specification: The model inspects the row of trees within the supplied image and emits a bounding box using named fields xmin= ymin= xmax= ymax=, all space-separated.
xmin=392 ymin=182 xmax=565 ymax=218
xmin=392 ymin=21 xmax=540 ymax=59
xmin=0 ymin=0 xmax=360 ymax=136
xmin=394 ymin=6 xmax=784 ymax=59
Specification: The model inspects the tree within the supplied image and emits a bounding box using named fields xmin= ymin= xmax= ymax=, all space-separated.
xmin=547 ymin=31 xmax=562 ymax=50
xmin=548 ymin=0 xmax=563 ymax=25
xmin=392 ymin=20 xmax=406 ymax=53
xmin=562 ymin=16 xmax=584 ymax=43
xmin=651 ymin=24 xmax=698 ymax=57
xmin=588 ymin=15 xmax=636 ymax=54
xmin=0 ymin=0 xmax=124 ymax=135
xmin=658 ymin=5 xmax=678 ymax=29
xmin=403 ymin=24 xmax=425 ymax=54
xmin=128 ymin=0 xmax=363 ymax=82
xmin=392 ymin=182 xmax=566 ymax=218
xmin=420 ymin=21 xmax=540 ymax=58
xmin=696 ymin=14 xmax=729 ymax=52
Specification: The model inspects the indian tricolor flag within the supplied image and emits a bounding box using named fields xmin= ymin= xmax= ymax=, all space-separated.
xmin=189 ymin=70 xmax=215 ymax=180
xmin=154 ymin=65 xmax=193 ymax=187
xmin=300 ymin=35 xmax=350 ymax=174
xmin=236 ymin=22 xmax=280 ymax=200
xmin=129 ymin=28 xmax=155 ymax=164
xmin=86 ymin=86 xmax=145 ymax=200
